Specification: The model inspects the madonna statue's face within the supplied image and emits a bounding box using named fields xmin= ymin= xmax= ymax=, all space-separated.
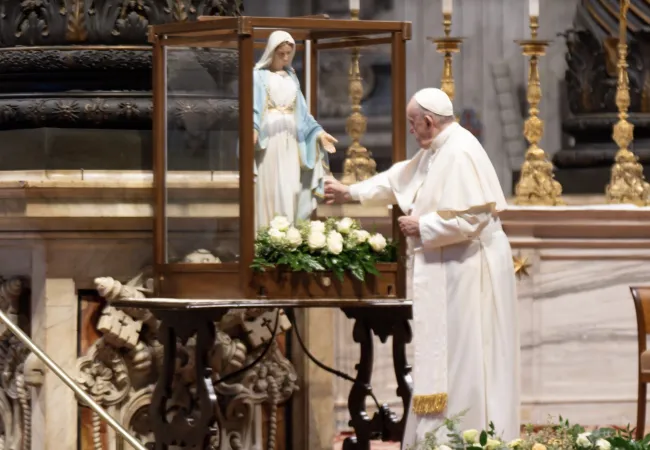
xmin=271 ymin=42 xmax=294 ymax=71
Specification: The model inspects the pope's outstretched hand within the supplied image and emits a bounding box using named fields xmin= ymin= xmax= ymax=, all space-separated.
xmin=324 ymin=177 xmax=351 ymax=204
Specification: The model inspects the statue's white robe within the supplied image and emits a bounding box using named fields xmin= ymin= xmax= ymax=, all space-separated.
xmin=349 ymin=123 xmax=520 ymax=447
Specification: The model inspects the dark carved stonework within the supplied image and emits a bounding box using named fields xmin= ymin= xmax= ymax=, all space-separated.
xmin=0 ymin=0 xmax=243 ymax=47
xmin=0 ymin=0 xmax=243 ymax=167
xmin=553 ymin=0 xmax=650 ymax=193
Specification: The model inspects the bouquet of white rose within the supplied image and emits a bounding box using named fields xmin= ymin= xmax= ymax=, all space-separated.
xmin=250 ymin=215 xmax=397 ymax=282
xmin=410 ymin=411 xmax=643 ymax=450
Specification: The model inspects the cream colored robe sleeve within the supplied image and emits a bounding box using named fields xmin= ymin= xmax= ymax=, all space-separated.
xmin=348 ymin=171 xmax=397 ymax=206
xmin=418 ymin=206 xmax=494 ymax=250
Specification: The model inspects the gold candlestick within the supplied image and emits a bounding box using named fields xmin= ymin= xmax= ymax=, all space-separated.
xmin=513 ymin=16 xmax=564 ymax=206
xmin=341 ymin=9 xmax=377 ymax=185
xmin=429 ymin=13 xmax=463 ymax=101
xmin=605 ymin=0 xmax=649 ymax=205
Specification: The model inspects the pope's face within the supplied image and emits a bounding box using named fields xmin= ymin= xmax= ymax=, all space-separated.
xmin=271 ymin=42 xmax=293 ymax=71
xmin=407 ymin=100 xmax=435 ymax=148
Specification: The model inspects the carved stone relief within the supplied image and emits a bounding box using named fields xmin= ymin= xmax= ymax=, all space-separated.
xmin=0 ymin=276 xmax=43 ymax=450
xmin=81 ymin=255 xmax=297 ymax=450
xmin=0 ymin=0 xmax=245 ymax=47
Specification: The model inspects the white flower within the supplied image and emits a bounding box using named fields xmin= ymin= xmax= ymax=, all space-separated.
xmin=596 ymin=439 xmax=611 ymax=450
xmin=486 ymin=439 xmax=501 ymax=450
xmin=576 ymin=432 xmax=592 ymax=448
xmin=307 ymin=231 xmax=326 ymax=250
xmin=310 ymin=220 xmax=326 ymax=233
xmin=326 ymin=231 xmax=344 ymax=255
xmin=286 ymin=227 xmax=302 ymax=247
xmin=351 ymin=229 xmax=370 ymax=243
xmin=336 ymin=217 xmax=354 ymax=234
xmin=368 ymin=233 xmax=387 ymax=252
xmin=268 ymin=228 xmax=286 ymax=245
xmin=436 ymin=446 xmax=452 ymax=450
xmin=270 ymin=216 xmax=291 ymax=232
xmin=462 ymin=429 xmax=479 ymax=444
xmin=508 ymin=439 xmax=524 ymax=448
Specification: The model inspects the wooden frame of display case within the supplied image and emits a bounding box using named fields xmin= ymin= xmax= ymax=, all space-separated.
xmin=150 ymin=16 xmax=411 ymax=300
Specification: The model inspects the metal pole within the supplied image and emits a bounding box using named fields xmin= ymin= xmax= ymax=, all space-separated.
xmin=0 ymin=308 xmax=147 ymax=450
xmin=305 ymin=39 xmax=311 ymax=112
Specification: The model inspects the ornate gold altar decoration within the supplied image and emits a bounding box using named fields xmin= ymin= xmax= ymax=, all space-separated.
xmin=513 ymin=254 xmax=532 ymax=278
xmin=605 ymin=0 xmax=650 ymax=205
xmin=429 ymin=13 xmax=463 ymax=102
xmin=341 ymin=9 xmax=377 ymax=185
xmin=514 ymin=16 xmax=564 ymax=206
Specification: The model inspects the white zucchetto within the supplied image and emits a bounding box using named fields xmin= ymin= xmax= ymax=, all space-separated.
xmin=413 ymin=87 xmax=454 ymax=117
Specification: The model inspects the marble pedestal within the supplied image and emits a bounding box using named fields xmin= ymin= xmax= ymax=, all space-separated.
xmin=503 ymin=205 xmax=650 ymax=427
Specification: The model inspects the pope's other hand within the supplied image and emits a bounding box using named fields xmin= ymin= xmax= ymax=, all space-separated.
xmin=398 ymin=215 xmax=420 ymax=237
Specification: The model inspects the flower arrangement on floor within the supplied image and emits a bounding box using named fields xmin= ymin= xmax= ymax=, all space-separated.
xmin=410 ymin=412 xmax=647 ymax=450
xmin=251 ymin=215 xmax=397 ymax=281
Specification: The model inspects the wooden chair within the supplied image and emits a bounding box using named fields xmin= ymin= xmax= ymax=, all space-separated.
xmin=631 ymin=286 xmax=650 ymax=439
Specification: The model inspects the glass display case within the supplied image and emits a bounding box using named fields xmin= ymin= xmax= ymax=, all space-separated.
xmin=151 ymin=16 xmax=411 ymax=299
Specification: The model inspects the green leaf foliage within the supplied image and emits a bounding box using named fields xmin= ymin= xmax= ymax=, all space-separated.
xmin=250 ymin=216 xmax=398 ymax=282
xmin=408 ymin=411 xmax=650 ymax=450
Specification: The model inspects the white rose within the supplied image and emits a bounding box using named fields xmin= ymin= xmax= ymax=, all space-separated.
xmin=508 ymin=439 xmax=523 ymax=448
xmin=307 ymin=231 xmax=326 ymax=250
xmin=326 ymin=231 xmax=344 ymax=255
xmin=462 ymin=429 xmax=479 ymax=444
xmin=368 ymin=233 xmax=387 ymax=252
xmin=486 ymin=439 xmax=501 ymax=450
xmin=596 ymin=439 xmax=611 ymax=450
xmin=436 ymin=446 xmax=452 ymax=450
xmin=351 ymin=229 xmax=370 ymax=243
xmin=270 ymin=216 xmax=291 ymax=232
xmin=286 ymin=227 xmax=302 ymax=247
xmin=268 ymin=228 xmax=286 ymax=244
xmin=310 ymin=220 xmax=326 ymax=233
xmin=576 ymin=432 xmax=592 ymax=448
xmin=336 ymin=217 xmax=354 ymax=234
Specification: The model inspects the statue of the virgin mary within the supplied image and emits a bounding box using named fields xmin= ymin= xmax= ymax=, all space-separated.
xmin=253 ymin=30 xmax=338 ymax=231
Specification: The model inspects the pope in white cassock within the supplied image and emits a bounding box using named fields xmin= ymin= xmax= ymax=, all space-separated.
xmin=325 ymin=88 xmax=520 ymax=448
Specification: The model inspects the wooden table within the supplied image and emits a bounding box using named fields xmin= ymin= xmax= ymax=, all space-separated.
xmin=111 ymin=297 xmax=414 ymax=450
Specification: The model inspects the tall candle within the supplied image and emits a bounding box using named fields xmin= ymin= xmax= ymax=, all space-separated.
xmin=350 ymin=0 xmax=360 ymax=11
xmin=442 ymin=0 xmax=453 ymax=14
xmin=529 ymin=0 xmax=539 ymax=17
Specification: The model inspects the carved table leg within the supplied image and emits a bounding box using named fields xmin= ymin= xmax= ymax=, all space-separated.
xmin=150 ymin=309 xmax=225 ymax=450
xmin=341 ymin=305 xmax=413 ymax=450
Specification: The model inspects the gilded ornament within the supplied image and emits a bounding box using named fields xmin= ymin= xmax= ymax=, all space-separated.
xmin=429 ymin=13 xmax=464 ymax=104
xmin=605 ymin=0 xmax=650 ymax=205
xmin=514 ymin=16 xmax=564 ymax=206
xmin=412 ymin=392 xmax=448 ymax=415
xmin=513 ymin=255 xmax=531 ymax=278
xmin=341 ymin=9 xmax=378 ymax=185
xmin=66 ymin=0 xmax=88 ymax=42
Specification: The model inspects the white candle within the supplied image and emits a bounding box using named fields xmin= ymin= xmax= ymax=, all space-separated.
xmin=442 ymin=0 xmax=453 ymax=14
xmin=529 ymin=0 xmax=539 ymax=17
xmin=349 ymin=0 xmax=360 ymax=11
